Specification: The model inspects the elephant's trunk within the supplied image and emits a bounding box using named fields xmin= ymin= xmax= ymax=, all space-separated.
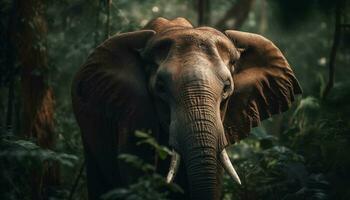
xmin=174 ymin=82 xmax=224 ymax=200
xmin=183 ymin=125 xmax=219 ymax=200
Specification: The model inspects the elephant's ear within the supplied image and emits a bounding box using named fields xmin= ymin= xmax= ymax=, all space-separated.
xmin=73 ymin=30 xmax=156 ymax=118
xmin=223 ymin=30 xmax=302 ymax=144
xmin=72 ymin=30 xmax=157 ymax=188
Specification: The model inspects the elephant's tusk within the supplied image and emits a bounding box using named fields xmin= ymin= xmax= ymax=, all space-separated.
xmin=219 ymin=149 xmax=241 ymax=185
xmin=166 ymin=149 xmax=181 ymax=184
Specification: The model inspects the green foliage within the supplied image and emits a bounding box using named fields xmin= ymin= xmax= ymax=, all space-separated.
xmin=135 ymin=130 xmax=172 ymax=160
xmin=0 ymin=134 xmax=78 ymax=200
xmin=223 ymin=130 xmax=330 ymax=200
xmin=291 ymin=96 xmax=320 ymax=129
xmin=101 ymin=174 xmax=173 ymax=200
xmin=0 ymin=135 xmax=78 ymax=168
xmin=102 ymin=131 xmax=182 ymax=200
xmin=118 ymin=154 xmax=156 ymax=173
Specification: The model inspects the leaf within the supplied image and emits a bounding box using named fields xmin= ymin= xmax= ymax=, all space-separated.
xmin=135 ymin=130 xmax=150 ymax=139
xmin=134 ymin=131 xmax=172 ymax=160
xmin=118 ymin=154 xmax=155 ymax=173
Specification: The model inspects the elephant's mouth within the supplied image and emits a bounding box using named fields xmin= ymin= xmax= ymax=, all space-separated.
xmin=165 ymin=148 xmax=241 ymax=185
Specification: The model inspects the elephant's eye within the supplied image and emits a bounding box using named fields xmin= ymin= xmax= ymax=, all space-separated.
xmin=155 ymin=76 xmax=167 ymax=97
xmin=222 ymin=80 xmax=232 ymax=99
xmin=229 ymin=60 xmax=236 ymax=73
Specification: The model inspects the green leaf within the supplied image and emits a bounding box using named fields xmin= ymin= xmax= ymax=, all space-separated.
xmin=135 ymin=130 xmax=150 ymax=138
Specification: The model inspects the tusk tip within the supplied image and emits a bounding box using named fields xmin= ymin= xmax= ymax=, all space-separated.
xmin=220 ymin=149 xmax=242 ymax=185
xmin=166 ymin=173 xmax=174 ymax=184
xmin=165 ymin=149 xmax=180 ymax=184
xmin=235 ymin=178 xmax=242 ymax=185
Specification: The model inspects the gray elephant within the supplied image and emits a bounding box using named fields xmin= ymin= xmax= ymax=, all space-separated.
xmin=71 ymin=17 xmax=302 ymax=200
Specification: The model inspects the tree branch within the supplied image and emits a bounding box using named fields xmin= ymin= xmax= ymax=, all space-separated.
xmin=322 ymin=1 xmax=342 ymax=98
xmin=215 ymin=0 xmax=255 ymax=30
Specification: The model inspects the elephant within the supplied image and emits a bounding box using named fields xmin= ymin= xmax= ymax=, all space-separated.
xmin=71 ymin=17 xmax=302 ymax=200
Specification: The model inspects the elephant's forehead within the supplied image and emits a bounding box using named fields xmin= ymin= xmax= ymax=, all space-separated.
xmin=151 ymin=27 xmax=234 ymax=48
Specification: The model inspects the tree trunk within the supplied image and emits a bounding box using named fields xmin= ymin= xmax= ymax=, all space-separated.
xmin=105 ymin=0 xmax=112 ymax=39
xmin=258 ymin=0 xmax=267 ymax=34
xmin=2 ymin=0 xmax=17 ymax=134
xmin=10 ymin=0 xmax=59 ymax=199
xmin=197 ymin=0 xmax=211 ymax=26
xmin=95 ymin=0 xmax=101 ymax=46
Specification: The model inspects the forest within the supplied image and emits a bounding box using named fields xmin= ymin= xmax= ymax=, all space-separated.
xmin=0 ymin=0 xmax=349 ymax=199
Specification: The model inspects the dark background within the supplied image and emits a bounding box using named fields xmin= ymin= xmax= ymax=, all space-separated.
xmin=0 ymin=0 xmax=349 ymax=199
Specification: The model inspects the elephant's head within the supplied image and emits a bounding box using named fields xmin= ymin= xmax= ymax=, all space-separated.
xmin=72 ymin=17 xmax=301 ymax=200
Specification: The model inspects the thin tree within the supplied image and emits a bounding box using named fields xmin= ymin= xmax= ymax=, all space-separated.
xmin=197 ymin=0 xmax=211 ymax=26
xmin=322 ymin=0 xmax=343 ymax=98
xmin=4 ymin=1 xmax=17 ymax=132
xmin=105 ymin=0 xmax=112 ymax=39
